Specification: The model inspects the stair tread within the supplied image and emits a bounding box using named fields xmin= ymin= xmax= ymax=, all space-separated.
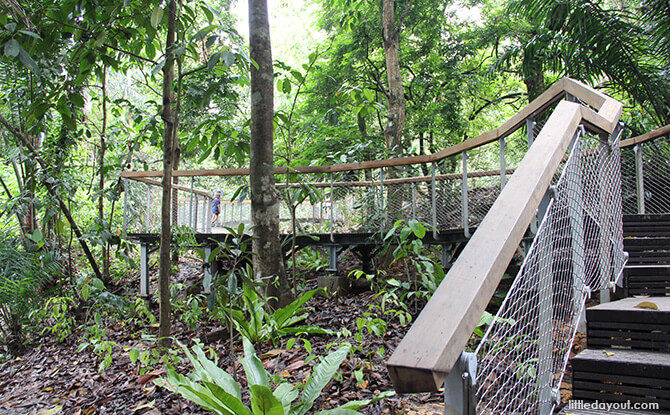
xmin=573 ymin=348 xmax=670 ymax=367
xmin=588 ymin=296 xmax=670 ymax=312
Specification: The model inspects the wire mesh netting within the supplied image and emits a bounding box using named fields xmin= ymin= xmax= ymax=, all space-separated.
xmin=620 ymin=135 xmax=670 ymax=215
xmin=475 ymin=128 xmax=627 ymax=414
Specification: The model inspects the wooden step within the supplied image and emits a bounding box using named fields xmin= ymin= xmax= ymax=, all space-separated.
xmin=572 ymin=348 xmax=670 ymax=409
xmin=624 ymin=265 xmax=670 ymax=295
xmin=586 ymin=297 xmax=670 ymax=351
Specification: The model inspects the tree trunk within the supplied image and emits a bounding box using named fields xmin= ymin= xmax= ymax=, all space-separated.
xmin=158 ymin=0 xmax=178 ymax=347
xmin=382 ymin=0 xmax=405 ymax=157
xmin=249 ymin=0 xmax=293 ymax=307
xmin=99 ymin=66 xmax=110 ymax=282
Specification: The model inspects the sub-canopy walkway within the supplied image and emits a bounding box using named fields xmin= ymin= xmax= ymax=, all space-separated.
xmin=120 ymin=78 xmax=670 ymax=414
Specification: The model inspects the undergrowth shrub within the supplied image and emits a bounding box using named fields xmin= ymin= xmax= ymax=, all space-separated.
xmin=0 ymin=231 xmax=62 ymax=351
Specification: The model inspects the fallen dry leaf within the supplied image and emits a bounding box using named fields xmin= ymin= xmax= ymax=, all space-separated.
xmin=635 ymin=301 xmax=659 ymax=310
xmin=136 ymin=369 xmax=166 ymax=385
xmin=260 ymin=349 xmax=283 ymax=359
xmin=603 ymin=350 xmax=615 ymax=356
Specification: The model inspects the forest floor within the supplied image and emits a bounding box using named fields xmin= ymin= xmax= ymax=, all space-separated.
xmin=0 ymin=253 xmax=447 ymax=415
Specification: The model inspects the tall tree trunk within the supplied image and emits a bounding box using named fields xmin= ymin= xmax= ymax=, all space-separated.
xmin=249 ymin=0 xmax=293 ymax=307
xmin=99 ymin=66 xmax=110 ymax=282
xmin=382 ymin=0 xmax=405 ymax=157
xmin=158 ymin=0 xmax=178 ymax=347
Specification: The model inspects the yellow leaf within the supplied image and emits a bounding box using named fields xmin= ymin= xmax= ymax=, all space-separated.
xmin=38 ymin=405 xmax=62 ymax=415
xmin=260 ymin=349 xmax=283 ymax=360
xmin=635 ymin=301 xmax=659 ymax=310
xmin=279 ymin=370 xmax=291 ymax=378
xmin=603 ymin=350 xmax=615 ymax=356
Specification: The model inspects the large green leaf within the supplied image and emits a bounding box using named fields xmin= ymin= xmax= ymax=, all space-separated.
xmin=250 ymin=385 xmax=285 ymax=415
xmin=240 ymin=337 xmax=270 ymax=388
xmin=295 ymin=344 xmax=350 ymax=415
xmin=202 ymin=382 xmax=252 ymax=415
xmin=273 ymin=383 xmax=299 ymax=412
xmin=271 ymin=288 xmax=321 ymax=328
xmin=192 ymin=345 xmax=242 ymax=398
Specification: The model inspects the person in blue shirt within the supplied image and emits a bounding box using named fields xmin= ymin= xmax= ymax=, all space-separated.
xmin=211 ymin=192 xmax=221 ymax=224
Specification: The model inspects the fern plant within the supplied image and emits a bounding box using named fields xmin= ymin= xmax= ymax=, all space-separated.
xmin=155 ymin=337 xmax=393 ymax=414
xmin=0 ymin=231 xmax=61 ymax=350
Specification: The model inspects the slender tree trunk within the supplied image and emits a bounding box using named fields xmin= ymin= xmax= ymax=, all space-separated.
xmin=99 ymin=66 xmax=110 ymax=282
xmin=249 ymin=0 xmax=293 ymax=307
xmin=158 ymin=0 xmax=178 ymax=347
xmin=0 ymin=114 xmax=103 ymax=280
xmin=382 ymin=0 xmax=405 ymax=157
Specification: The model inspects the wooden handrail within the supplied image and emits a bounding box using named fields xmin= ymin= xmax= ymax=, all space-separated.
xmin=386 ymin=96 xmax=623 ymax=392
xmin=120 ymin=78 xmax=620 ymax=180
xmin=620 ymin=124 xmax=670 ymax=148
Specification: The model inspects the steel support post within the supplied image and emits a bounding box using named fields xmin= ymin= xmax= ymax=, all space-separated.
xmin=203 ymin=245 xmax=212 ymax=294
xmin=634 ymin=144 xmax=645 ymax=214
xmin=380 ymin=168 xmax=386 ymax=233
xmin=598 ymin=135 xmax=613 ymax=302
xmin=194 ymin=195 xmax=199 ymax=232
xmin=431 ymin=163 xmax=438 ymax=239
xmin=206 ymin=198 xmax=212 ymax=233
xmin=330 ymin=172 xmax=335 ymax=243
xmin=444 ymin=351 xmax=477 ymax=415
xmin=411 ymin=184 xmax=417 ymax=221
xmin=189 ymin=178 xmax=194 ymax=231
xmin=461 ymin=152 xmax=470 ymax=238
xmin=538 ymin=203 xmax=556 ymax=415
xmin=140 ymin=243 xmax=149 ymax=297
xmin=145 ymin=183 xmax=151 ymax=232
xmin=526 ymin=117 xmax=536 ymax=148
xmin=499 ymin=137 xmax=507 ymax=190
xmin=123 ymin=178 xmax=129 ymax=237
xmin=326 ymin=245 xmax=338 ymax=273
xmin=567 ymin=136 xmax=587 ymax=332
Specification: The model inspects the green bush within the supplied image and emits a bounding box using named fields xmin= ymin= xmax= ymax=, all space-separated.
xmin=0 ymin=231 xmax=62 ymax=349
xmin=155 ymin=337 xmax=393 ymax=414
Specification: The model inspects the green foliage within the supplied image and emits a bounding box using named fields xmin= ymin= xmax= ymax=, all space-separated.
xmin=0 ymin=231 xmax=61 ymax=347
xmin=35 ymin=296 xmax=76 ymax=343
xmin=222 ymin=287 xmax=333 ymax=345
xmin=155 ymin=338 xmax=393 ymax=415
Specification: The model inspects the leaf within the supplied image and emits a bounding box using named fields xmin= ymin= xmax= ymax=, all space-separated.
xmin=4 ymin=39 xmax=20 ymax=57
xmin=150 ymin=6 xmax=163 ymax=29
xmin=240 ymin=337 xmax=270 ymax=388
xmin=129 ymin=348 xmax=140 ymax=363
xmin=37 ymin=405 xmax=62 ymax=415
xmin=152 ymin=59 xmax=165 ymax=76
xmin=273 ymin=383 xmax=299 ymax=411
xmin=250 ymin=385 xmax=284 ymax=415
xmin=635 ymin=301 xmax=658 ymax=310
xmin=298 ymin=344 xmax=350 ymax=415
xmin=222 ymin=50 xmax=235 ymax=67
xmin=603 ymin=350 xmax=615 ymax=356
xmin=132 ymin=400 xmax=155 ymax=412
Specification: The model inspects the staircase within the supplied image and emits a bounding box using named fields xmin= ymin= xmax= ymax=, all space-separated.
xmin=565 ymin=214 xmax=670 ymax=413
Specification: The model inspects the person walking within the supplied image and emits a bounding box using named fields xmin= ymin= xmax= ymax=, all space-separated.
xmin=211 ymin=192 xmax=221 ymax=224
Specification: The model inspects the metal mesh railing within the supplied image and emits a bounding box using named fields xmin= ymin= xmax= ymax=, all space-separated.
xmin=475 ymin=127 xmax=627 ymax=414
xmin=621 ymin=134 xmax=670 ymax=214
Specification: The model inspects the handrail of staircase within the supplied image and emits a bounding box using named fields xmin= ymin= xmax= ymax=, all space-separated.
xmin=386 ymin=84 xmax=623 ymax=393
xmin=620 ymin=123 xmax=670 ymax=148
xmin=120 ymin=78 xmax=619 ymax=180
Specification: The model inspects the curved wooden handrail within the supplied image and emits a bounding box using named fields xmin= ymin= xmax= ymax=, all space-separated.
xmin=620 ymin=124 xmax=670 ymax=148
xmin=386 ymin=87 xmax=623 ymax=393
xmin=120 ymin=78 xmax=621 ymax=180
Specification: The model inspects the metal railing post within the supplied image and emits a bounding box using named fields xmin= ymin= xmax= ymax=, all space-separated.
xmin=206 ymin=197 xmax=212 ymax=233
xmin=598 ymin=133 xmax=614 ymax=302
xmin=499 ymin=137 xmax=507 ymax=190
xmin=189 ymin=178 xmax=195 ymax=231
xmin=145 ymin=183 xmax=151 ymax=232
xmin=123 ymin=178 xmax=129 ymax=237
xmin=567 ymin=135 xmax=587 ymax=332
xmin=537 ymin=207 xmax=556 ymax=415
xmin=330 ymin=172 xmax=335 ymax=242
xmin=194 ymin=195 xmax=199 ymax=232
xmin=461 ymin=152 xmax=470 ymax=238
xmin=412 ymin=183 xmax=417 ymax=221
xmin=431 ymin=163 xmax=438 ymax=239
xmin=634 ymin=143 xmax=645 ymax=214
xmin=527 ymin=116 xmax=536 ymax=148
xmin=380 ymin=168 xmax=386 ymax=232
xmin=444 ymin=351 xmax=477 ymax=415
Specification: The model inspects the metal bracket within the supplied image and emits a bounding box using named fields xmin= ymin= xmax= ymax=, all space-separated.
xmin=444 ymin=351 xmax=477 ymax=415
